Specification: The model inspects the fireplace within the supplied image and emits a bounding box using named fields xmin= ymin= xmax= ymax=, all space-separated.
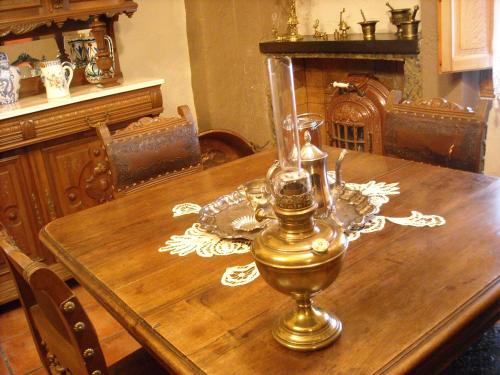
xmin=260 ymin=34 xmax=422 ymax=150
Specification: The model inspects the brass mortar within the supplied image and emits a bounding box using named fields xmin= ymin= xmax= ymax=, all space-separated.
xmin=358 ymin=20 xmax=378 ymax=40
xmin=388 ymin=8 xmax=411 ymax=34
xmin=400 ymin=20 xmax=420 ymax=39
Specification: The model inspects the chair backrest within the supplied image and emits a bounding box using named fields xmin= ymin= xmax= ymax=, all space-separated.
xmin=199 ymin=129 xmax=255 ymax=169
xmin=0 ymin=227 xmax=108 ymax=375
xmin=384 ymin=91 xmax=489 ymax=173
xmin=94 ymin=105 xmax=202 ymax=196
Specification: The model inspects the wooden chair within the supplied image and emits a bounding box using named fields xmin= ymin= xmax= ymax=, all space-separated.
xmin=0 ymin=227 xmax=168 ymax=375
xmin=384 ymin=91 xmax=489 ymax=173
xmin=199 ymin=129 xmax=255 ymax=169
xmin=93 ymin=105 xmax=202 ymax=196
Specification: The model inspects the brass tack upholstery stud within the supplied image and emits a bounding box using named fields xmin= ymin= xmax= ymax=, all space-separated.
xmin=92 ymin=371 xmax=102 ymax=375
xmin=83 ymin=348 xmax=95 ymax=359
xmin=62 ymin=301 xmax=75 ymax=312
xmin=73 ymin=322 xmax=86 ymax=332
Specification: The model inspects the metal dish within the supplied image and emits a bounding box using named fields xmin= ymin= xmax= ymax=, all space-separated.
xmin=330 ymin=185 xmax=378 ymax=232
xmin=198 ymin=190 xmax=270 ymax=240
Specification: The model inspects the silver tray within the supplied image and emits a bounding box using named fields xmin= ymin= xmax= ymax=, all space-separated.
xmin=199 ymin=183 xmax=378 ymax=240
xmin=198 ymin=190 xmax=271 ymax=240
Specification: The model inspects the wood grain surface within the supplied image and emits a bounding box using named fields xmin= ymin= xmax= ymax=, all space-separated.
xmin=40 ymin=149 xmax=500 ymax=375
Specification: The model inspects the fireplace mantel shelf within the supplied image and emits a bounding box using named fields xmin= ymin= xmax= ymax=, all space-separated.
xmin=259 ymin=33 xmax=419 ymax=55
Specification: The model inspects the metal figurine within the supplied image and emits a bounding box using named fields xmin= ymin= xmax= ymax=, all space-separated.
xmin=273 ymin=0 xmax=303 ymax=42
xmin=312 ymin=19 xmax=328 ymax=40
xmin=338 ymin=8 xmax=350 ymax=38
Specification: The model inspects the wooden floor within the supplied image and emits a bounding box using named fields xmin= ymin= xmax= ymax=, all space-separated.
xmin=0 ymin=282 xmax=141 ymax=375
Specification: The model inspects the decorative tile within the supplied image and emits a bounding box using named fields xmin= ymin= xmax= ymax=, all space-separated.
xmin=0 ymin=303 xmax=30 ymax=343
xmin=100 ymin=330 xmax=141 ymax=367
xmin=0 ymin=335 xmax=41 ymax=375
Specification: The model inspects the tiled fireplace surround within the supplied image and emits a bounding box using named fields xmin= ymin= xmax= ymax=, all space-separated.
xmin=291 ymin=56 xmax=420 ymax=144
xmin=293 ymin=58 xmax=404 ymax=117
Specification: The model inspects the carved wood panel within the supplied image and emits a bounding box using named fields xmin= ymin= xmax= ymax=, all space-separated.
xmin=41 ymin=136 xmax=113 ymax=216
xmin=0 ymin=0 xmax=42 ymax=12
xmin=439 ymin=0 xmax=493 ymax=72
xmin=0 ymin=155 xmax=42 ymax=260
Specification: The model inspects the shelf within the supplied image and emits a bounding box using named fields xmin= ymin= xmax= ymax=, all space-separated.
xmin=259 ymin=33 xmax=419 ymax=55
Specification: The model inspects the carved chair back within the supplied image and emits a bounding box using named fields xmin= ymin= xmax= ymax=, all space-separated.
xmin=0 ymin=227 xmax=108 ymax=375
xmin=199 ymin=129 xmax=255 ymax=169
xmin=384 ymin=91 xmax=489 ymax=173
xmin=326 ymin=75 xmax=389 ymax=154
xmin=94 ymin=105 xmax=202 ymax=196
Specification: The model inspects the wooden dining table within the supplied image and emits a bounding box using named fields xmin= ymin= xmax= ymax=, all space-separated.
xmin=40 ymin=149 xmax=500 ymax=375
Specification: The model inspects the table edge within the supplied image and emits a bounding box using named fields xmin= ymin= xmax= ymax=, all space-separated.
xmin=39 ymin=227 xmax=204 ymax=375
xmin=40 ymin=226 xmax=500 ymax=375
xmin=377 ymin=276 xmax=500 ymax=374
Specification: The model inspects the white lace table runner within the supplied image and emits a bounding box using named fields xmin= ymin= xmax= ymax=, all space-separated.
xmin=159 ymin=180 xmax=445 ymax=287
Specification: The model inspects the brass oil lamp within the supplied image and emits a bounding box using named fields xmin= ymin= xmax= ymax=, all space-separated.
xmin=252 ymin=57 xmax=348 ymax=351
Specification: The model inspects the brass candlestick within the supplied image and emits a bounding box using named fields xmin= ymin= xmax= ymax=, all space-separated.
xmin=273 ymin=0 xmax=303 ymax=41
xmin=338 ymin=8 xmax=350 ymax=38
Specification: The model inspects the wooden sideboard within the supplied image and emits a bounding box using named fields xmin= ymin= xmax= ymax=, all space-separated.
xmin=0 ymin=79 xmax=163 ymax=304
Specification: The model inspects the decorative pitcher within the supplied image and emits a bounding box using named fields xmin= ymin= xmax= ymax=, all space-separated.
xmin=68 ymin=37 xmax=88 ymax=68
xmin=83 ymin=36 xmax=115 ymax=84
xmin=40 ymin=59 xmax=74 ymax=99
xmin=0 ymin=52 xmax=21 ymax=105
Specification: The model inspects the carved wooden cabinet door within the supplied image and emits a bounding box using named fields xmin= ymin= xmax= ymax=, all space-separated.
xmin=439 ymin=0 xmax=493 ymax=72
xmin=41 ymin=136 xmax=113 ymax=216
xmin=0 ymin=154 xmax=44 ymax=260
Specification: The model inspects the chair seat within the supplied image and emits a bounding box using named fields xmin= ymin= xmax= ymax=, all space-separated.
xmin=109 ymin=348 xmax=170 ymax=375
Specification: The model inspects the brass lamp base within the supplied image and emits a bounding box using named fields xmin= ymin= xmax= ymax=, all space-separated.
xmin=273 ymin=298 xmax=342 ymax=351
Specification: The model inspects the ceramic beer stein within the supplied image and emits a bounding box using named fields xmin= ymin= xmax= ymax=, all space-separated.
xmin=40 ymin=59 xmax=74 ymax=99
xmin=83 ymin=35 xmax=115 ymax=84
xmin=0 ymin=52 xmax=21 ymax=105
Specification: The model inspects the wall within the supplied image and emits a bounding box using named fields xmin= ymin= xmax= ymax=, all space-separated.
xmin=115 ymin=0 xmax=196 ymax=117
xmin=185 ymin=0 xmax=287 ymax=147
xmin=296 ymin=0 xmax=480 ymax=108
xmin=484 ymin=99 xmax=500 ymax=176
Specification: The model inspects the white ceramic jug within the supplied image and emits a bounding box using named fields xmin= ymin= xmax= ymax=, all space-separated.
xmin=40 ymin=59 xmax=74 ymax=99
